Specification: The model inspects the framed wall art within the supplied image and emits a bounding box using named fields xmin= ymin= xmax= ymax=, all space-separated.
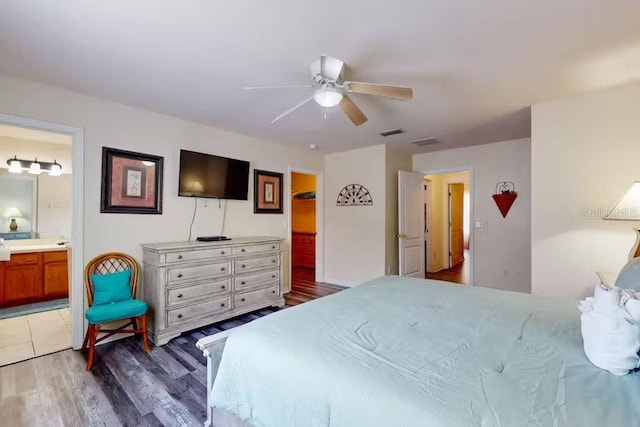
xmin=254 ymin=169 xmax=283 ymax=214
xmin=100 ymin=147 xmax=164 ymax=214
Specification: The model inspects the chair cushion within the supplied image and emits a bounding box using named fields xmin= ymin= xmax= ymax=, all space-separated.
xmin=85 ymin=299 xmax=148 ymax=324
xmin=91 ymin=269 xmax=133 ymax=305
xmin=615 ymin=257 xmax=640 ymax=291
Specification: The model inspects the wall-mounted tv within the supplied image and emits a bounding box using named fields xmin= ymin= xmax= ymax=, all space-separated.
xmin=178 ymin=149 xmax=250 ymax=200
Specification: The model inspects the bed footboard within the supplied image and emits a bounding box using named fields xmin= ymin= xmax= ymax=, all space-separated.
xmin=196 ymin=328 xmax=237 ymax=427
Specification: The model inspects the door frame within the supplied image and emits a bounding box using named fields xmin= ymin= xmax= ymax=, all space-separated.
xmin=448 ymin=182 xmax=465 ymax=268
xmin=287 ymin=167 xmax=324 ymax=289
xmin=419 ymin=166 xmax=474 ymax=286
xmin=0 ymin=113 xmax=85 ymax=349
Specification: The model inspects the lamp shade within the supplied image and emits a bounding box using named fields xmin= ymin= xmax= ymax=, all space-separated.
xmin=28 ymin=160 xmax=41 ymax=175
xmin=49 ymin=162 xmax=62 ymax=176
xmin=313 ymin=87 xmax=343 ymax=107
xmin=8 ymin=157 xmax=22 ymax=173
xmin=5 ymin=207 xmax=22 ymax=219
xmin=604 ymin=182 xmax=640 ymax=220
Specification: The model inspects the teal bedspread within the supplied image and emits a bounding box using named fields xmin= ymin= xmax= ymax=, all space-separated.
xmin=211 ymin=276 xmax=640 ymax=426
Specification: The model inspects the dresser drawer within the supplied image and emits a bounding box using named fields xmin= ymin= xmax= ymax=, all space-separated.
xmin=234 ymin=269 xmax=279 ymax=290
xmin=167 ymin=261 xmax=230 ymax=282
xmin=292 ymin=233 xmax=315 ymax=244
xmin=166 ymin=278 xmax=230 ymax=306
xmin=232 ymin=242 xmax=280 ymax=256
xmin=166 ymin=247 xmax=231 ymax=263
xmin=235 ymin=285 xmax=279 ymax=309
xmin=167 ymin=296 xmax=230 ymax=326
xmin=233 ymin=254 xmax=279 ymax=273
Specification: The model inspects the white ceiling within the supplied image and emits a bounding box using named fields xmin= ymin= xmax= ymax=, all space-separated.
xmin=0 ymin=1 xmax=639 ymax=154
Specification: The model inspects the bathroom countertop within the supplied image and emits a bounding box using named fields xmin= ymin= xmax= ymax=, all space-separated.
xmin=1 ymin=238 xmax=71 ymax=255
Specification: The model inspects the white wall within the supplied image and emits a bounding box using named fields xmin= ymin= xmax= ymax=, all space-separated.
xmin=531 ymin=81 xmax=640 ymax=299
xmin=324 ymin=145 xmax=386 ymax=286
xmin=384 ymin=146 xmax=412 ymax=275
xmin=413 ymin=138 xmax=532 ymax=293
xmin=0 ymin=73 xmax=323 ymax=292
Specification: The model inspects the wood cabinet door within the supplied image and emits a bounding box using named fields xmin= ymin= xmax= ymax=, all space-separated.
xmin=43 ymin=261 xmax=69 ymax=296
xmin=3 ymin=260 xmax=43 ymax=302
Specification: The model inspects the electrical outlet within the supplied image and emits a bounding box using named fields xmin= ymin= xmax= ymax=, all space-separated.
xmin=502 ymin=263 xmax=510 ymax=277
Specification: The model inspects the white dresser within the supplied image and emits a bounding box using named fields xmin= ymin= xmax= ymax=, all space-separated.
xmin=141 ymin=236 xmax=285 ymax=345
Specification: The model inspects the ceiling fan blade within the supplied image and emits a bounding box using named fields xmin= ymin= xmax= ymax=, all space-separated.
xmin=271 ymin=96 xmax=315 ymax=124
xmin=344 ymin=81 xmax=413 ymax=100
xmin=340 ymin=95 xmax=368 ymax=126
xmin=320 ymin=55 xmax=344 ymax=81
xmin=243 ymin=85 xmax=314 ymax=90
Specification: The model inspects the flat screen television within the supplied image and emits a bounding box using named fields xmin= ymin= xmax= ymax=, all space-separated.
xmin=178 ymin=149 xmax=250 ymax=200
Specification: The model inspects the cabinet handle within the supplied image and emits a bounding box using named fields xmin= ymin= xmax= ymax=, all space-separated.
xmin=241 ymin=264 xmax=246 ymax=268
xmin=272 ymin=259 xmax=276 ymax=263
xmin=177 ymin=293 xmax=183 ymax=298
xmin=271 ymin=290 xmax=276 ymax=294
xmin=240 ymin=297 xmax=245 ymax=302
xmin=241 ymin=248 xmax=246 ymax=252
xmin=220 ymin=303 xmax=225 ymax=307
xmin=177 ymin=314 xmax=183 ymax=319
xmin=272 ymin=245 xmax=276 ymax=249
xmin=240 ymin=281 xmax=246 ymax=285
xmin=177 ymin=273 xmax=183 ymax=278
xmin=221 ymin=267 xmax=226 ymax=272
xmin=221 ymin=251 xmax=225 ymax=255
xmin=272 ymin=275 xmax=276 ymax=279
xmin=177 ymin=255 xmax=183 ymax=260
xmin=221 ymin=285 xmax=226 ymax=289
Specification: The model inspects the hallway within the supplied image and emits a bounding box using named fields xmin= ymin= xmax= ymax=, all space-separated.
xmin=425 ymin=249 xmax=470 ymax=285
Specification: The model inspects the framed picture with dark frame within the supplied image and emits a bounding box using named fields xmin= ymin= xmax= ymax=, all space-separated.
xmin=254 ymin=169 xmax=283 ymax=214
xmin=100 ymin=147 xmax=164 ymax=214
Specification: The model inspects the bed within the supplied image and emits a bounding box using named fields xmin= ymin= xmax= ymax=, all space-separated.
xmin=196 ymin=276 xmax=640 ymax=427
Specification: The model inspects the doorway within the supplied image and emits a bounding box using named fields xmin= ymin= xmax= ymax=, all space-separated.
xmin=423 ymin=171 xmax=471 ymax=285
xmin=0 ymin=114 xmax=84 ymax=365
xmin=290 ymin=171 xmax=317 ymax=291
xmin=0 ymin=123 xmax=75 ymax=365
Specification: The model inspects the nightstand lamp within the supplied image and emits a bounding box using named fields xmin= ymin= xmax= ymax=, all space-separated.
xmin=604 ymin=181 xmax=640 ymax=259
xmin=5 ymin=207 xmax=22 ymax=232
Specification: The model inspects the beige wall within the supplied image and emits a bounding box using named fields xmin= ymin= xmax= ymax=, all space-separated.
xmin=324 ymin=145 xmax=387 ymax=286
xmin=414 ymin=138 xmax=531 ymax=293
xmin=0 ymin=73 xmax=324 ymax=293
xmin=424 ymin=171 xmax=470 ymax=272
xmin=532 ymin=81 xmax=640 ymax=299
xmin=385 ymin=146 xmax=413 ymax=275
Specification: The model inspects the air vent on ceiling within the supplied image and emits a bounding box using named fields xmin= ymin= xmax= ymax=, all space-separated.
xmin=379 ymin=128 xmax=406 ymax=137
xmin=410 ymin=137 xmax=440 ymax=147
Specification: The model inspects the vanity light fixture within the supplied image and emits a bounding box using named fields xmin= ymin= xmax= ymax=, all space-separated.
xmin=29 ymin=159 xmax=41 ymax=175
xmin=5 ymin=156 xmax=63 ymax=176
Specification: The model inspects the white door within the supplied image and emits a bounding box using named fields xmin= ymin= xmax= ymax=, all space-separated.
xmin=398 ymin=171 xmax=425 ymax=277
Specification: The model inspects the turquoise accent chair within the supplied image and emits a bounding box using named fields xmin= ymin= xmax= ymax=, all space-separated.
xmin=82 ymin=252 xmax=151 ymax=370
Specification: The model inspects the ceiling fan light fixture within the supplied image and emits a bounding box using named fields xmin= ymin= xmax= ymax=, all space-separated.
xmin=313 ymin=87 xmax=343 ymax=108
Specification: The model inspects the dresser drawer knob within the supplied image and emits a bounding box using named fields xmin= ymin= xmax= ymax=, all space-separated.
xmin=240 ymin=297 xmax=245 ymax=302
xmin=272 ymin=275 xmax=276 ymax=279
xmin=221 ymin=285 xmax=226 ymax=289
xmin=177 ymin=293 xmax=183 ymax=298
xmin=221 ymin=267 xmax=226 ymax=272
xmin=177 ymin=273 xmax=183 ymax=278
xmin=177 ymin=314 xmax=183 ymax=319
xmin=241 ymin=264 xmax=246 ymax=268
xmin=272 ymin=245 xmax=276 ymax=249
xmin=220 ymin=303 xmax=225 ymax=307
xmin=177 ymin=255 xmax=183 ymax=260
xmin=272 ymin=259 xmax=276 ymax=263
xmin=241 ymin=248 xmax=246 ymax=252
xmin=240 ymin=281 xmax=246 ymax=285
xmin=221 ymin=250 xmax=225 ymax=255
xmin=271 ymin=290 xmax=276 ymax=294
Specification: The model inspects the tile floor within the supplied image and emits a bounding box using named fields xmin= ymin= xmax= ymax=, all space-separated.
xmin=0 ymin=308 xmax=71 ymax=366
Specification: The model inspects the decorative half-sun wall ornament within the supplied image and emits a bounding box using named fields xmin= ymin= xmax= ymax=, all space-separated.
xmin=336 ymin=184 xmax=373 ymax=206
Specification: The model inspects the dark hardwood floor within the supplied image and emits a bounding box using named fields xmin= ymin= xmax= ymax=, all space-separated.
xmin=425 ymin=249 xmax=470 ymax=285
xmin=0 ymin=271 xmax=345 ymax=427
xmin=284 ymin=267 xmax=346 ymax=306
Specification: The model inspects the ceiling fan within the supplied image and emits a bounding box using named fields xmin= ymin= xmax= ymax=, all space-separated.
xmin=244 ymin=55 xmax=413 ymax=126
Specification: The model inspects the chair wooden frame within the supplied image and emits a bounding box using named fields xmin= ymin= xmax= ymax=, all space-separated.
xmin=82 ymin=252 xmax=151 ymax=370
